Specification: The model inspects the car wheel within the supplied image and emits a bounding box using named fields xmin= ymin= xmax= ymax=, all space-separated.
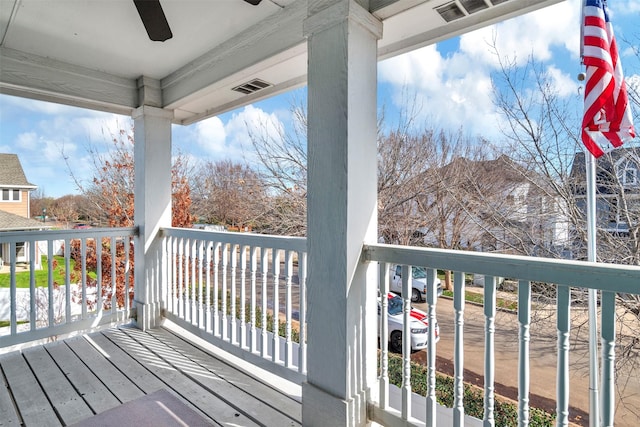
xmin=390 ymin=331 xmax=403 ymax=353
xmin=411 ymin=288 xmax=421 ymax=303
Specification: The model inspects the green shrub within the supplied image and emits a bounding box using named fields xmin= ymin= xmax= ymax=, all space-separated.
xmin=385 ymin=352 xmax=556 ymax=426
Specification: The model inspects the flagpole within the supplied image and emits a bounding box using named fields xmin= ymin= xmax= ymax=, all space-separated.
xmin=581 ymin=0 xmax=636 ymax=422
xmin=580 ymin=0 xmax=600 ymax=423
xmin=585 ymin=152 xmax=600 ymax=427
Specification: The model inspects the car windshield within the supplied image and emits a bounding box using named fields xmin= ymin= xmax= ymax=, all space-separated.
xmin=387 ymin=296 xmax=404 ymax=316
xmin=412 ymin=267 xmax=427 ymax=279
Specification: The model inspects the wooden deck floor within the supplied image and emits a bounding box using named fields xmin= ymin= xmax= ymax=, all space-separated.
xmin=0 ymin=325 xmax=301 ymax=427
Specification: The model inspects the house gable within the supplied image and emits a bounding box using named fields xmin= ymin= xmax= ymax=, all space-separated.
xmin=0 ymin=154 xmax=37 ymax=220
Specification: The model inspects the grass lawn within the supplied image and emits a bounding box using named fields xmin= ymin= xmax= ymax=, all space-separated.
xmin=442 ymin=289 xmax=518 ymax=311
xmin=0 ymin=256 xmax=95 ymax=288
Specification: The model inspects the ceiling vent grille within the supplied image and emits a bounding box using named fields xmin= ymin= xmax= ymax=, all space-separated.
xmin=435 ymin=2 xmax=466 ymax=22
xmin=232 ymin=79 xmax=272 ymax=95
xmin=460 ymin=0 xmax=489 ymax=14
xmin=436 ymin=0 xmax=508 ymax=22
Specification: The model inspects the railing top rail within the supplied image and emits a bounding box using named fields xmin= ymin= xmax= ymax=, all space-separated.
xmin=161 ymin=227 xmax=307 ymax=252
xmin=0 ymin=227 xmax=138 ymax=243
xmin=364 ymin=243 xmax=640 ymax=294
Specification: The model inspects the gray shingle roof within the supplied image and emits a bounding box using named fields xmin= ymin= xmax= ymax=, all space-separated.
xmin=0 ymin=153 xmax=36 ymax=187
xmin=0 ymin=210 xmax=51 ymax=231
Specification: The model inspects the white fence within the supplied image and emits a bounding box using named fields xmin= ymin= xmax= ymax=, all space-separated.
xmin=160 ymin=227 xmax=308 ymax=384
xmin=364 ymin=243 xmax=640 ymax=427
xmin=3 ymin=227 xmax=639 ymax=426
xmin=0 ymin=228 xmax=137 ymax=348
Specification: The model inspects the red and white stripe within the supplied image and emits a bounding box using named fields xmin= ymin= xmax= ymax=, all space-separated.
xmin=581 ymin=0 xmax=635 ymax=158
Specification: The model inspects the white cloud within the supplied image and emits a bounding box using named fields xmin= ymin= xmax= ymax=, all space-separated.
xmin=194 ymin=116 xmax=227 ymax=155
xmin=15 ymin=132 xmax=39 ymax=150
xmin=459 ymin=0 xmax=580 ymax=70
xmin=627 ymin=74 xmax=640 ymax=93
xmin=0 ymin=98 xmax=130 ymax=197
xmin=182 ymin=105 xmax=286 ymax=163
xmin=611 ymin=0 xmax=640 ymax=15
xmin=225 ymin=105 xmax=285 ymax=160
xmin=547 ymin=66 xmax=580 ymax=98
xmin=2 ymin=96 xmax=84 ymax=115
xmin=377 ymin=0 xmax=587 ymax=142
xmin=378 ymin=45 xmax=444 ymax=89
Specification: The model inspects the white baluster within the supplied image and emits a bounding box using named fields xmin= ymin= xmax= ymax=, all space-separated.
xmin=556 ymin=285 xmax=570 ymax=426
xmin=453 ymin=271 xmax=466 ymax=427
xmin=518 ymin=280 xmax=531 ymax=427
xmin=484 ymin=275 xmax=496 ymax=427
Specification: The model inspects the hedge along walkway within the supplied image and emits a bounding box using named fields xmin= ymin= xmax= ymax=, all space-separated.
xmin=385 ymin=352 xmax=560 ymax=427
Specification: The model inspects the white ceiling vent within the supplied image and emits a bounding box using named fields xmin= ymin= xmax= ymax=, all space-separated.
xmin=436 ymin=0 xmax=508 ymax=22
xmin=460 ymin=0 xmax=489 ymax=14
xmin=435 ymin=2 xmax=466 ymax=22
xmin=232 ymin=79 xmax=273 ymax=95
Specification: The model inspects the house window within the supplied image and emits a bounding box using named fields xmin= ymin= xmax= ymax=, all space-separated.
xmin=616 ymin=160 xmax=639 ymax=187
xmin=624 ymin=167 xmax=637 ymax=186
xmin=1 ymin=189 xmax=21 ymax=201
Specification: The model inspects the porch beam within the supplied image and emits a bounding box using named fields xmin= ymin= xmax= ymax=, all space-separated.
xmin=161 ymin=0 xmax=307 ymax=110
xmin=0 ymin=47 xmax=137 ymax=115
xmin=302 ymin=1 xmax=382 ymax=426
xmin=132 ymin=104 xmax=174 ymax=330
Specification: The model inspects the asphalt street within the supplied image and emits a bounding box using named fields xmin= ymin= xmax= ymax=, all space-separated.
xmin=412 ymin=291 xmax=640 ymax=426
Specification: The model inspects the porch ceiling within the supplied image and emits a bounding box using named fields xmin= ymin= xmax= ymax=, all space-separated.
xmin=0 ymin=0 xmax=561 ymax=125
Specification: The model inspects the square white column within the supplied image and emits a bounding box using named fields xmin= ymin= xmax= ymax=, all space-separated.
xmin=132 ymin=105 xmax=173 ymax=330
xmin=303 ymin=1 xmax=382 ymax=425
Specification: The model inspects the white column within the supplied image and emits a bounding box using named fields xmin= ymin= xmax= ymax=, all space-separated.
xmin=302 ymin=1 xmax=382 ymax=425
xmin=132 ymin=105 xmax=173 ymax=330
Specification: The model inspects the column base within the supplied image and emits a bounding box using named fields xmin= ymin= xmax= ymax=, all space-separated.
xmin=302 ymin=381 xmax=368 ymax=426
xmin=133 ymin=300 xmax=161 ymax=331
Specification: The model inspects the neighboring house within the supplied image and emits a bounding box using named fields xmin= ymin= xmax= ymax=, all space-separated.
xmin=0 ymin=153 xmax=48 ymax=267
xmin=418 ymin=155 xmax=570 ymax=256
xmin=570 ymin=147 xmax=640 ymax=236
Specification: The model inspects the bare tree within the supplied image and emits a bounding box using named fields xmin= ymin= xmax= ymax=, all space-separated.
xmin=48 ymin=195 xmax=80 ymax=227
xmin=490 ymin=43 xmax=640 ymax=418
xmin=245 ymin=96 xmax=307 ymax=235
xmin=65 ymin=127 xmax=195 ymax=228
xmin=191 ymin=160 xmax=267 ymax=229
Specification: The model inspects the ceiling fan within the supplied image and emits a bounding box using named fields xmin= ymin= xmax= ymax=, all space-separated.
xmin=133 ymin=0 xmax=263 ymax=42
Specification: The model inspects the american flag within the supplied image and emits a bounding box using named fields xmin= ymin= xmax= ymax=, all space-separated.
xmin=581 ymin=0 xmax=636 ymax=158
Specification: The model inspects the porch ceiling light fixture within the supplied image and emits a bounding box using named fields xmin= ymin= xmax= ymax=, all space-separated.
xmin=232 ymin=79 xmax=273 ymax=95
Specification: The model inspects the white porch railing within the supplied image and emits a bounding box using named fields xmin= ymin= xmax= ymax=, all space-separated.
xmin=3 ymin=228 xmax=640 ymax=426
xmin=160 ymin=227 xmax=308 ymax=384
xmin=0 ymin=228 xmax=137 ymax=348
xmin=364 ymin=243 xmax=640 ymax=427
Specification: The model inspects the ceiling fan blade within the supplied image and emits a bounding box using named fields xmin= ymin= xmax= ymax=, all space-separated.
xmin=244 ymin=0 xmax=263 ymax=5
xmin=133 ymin=0 xmax=173 ymax=42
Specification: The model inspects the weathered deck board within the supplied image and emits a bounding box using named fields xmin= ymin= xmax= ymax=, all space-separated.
xmin=0 ymin=357 xmax=22 ymax=427
xmin=104 ymin=327 xmax=260 ymax=426
xmin=45 ymin=340 xmax=121 ymax=414
xmin=0 ymin=325 xmax=302 ymax=427
xmin=146 ymin=327 xmax=302 ymax=424
xmin=0 ymin=352 xmax=61 ymax=426
xmin=22 ymin=346 xmax=94 ymax=425
xmin=84 ymin=332 xmax=167 ymax=395
xmin=63 ymin=336 xmax=145 ymax=404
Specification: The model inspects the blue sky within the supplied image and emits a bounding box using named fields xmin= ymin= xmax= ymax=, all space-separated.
xmin=1 ymin=0 xmax=638 ymax=198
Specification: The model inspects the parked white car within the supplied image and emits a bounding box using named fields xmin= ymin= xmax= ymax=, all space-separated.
xmin=390 ymin=265 xmax=443 ymax=302
xmin=378 ymin=293 xmax=440 ymax=353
